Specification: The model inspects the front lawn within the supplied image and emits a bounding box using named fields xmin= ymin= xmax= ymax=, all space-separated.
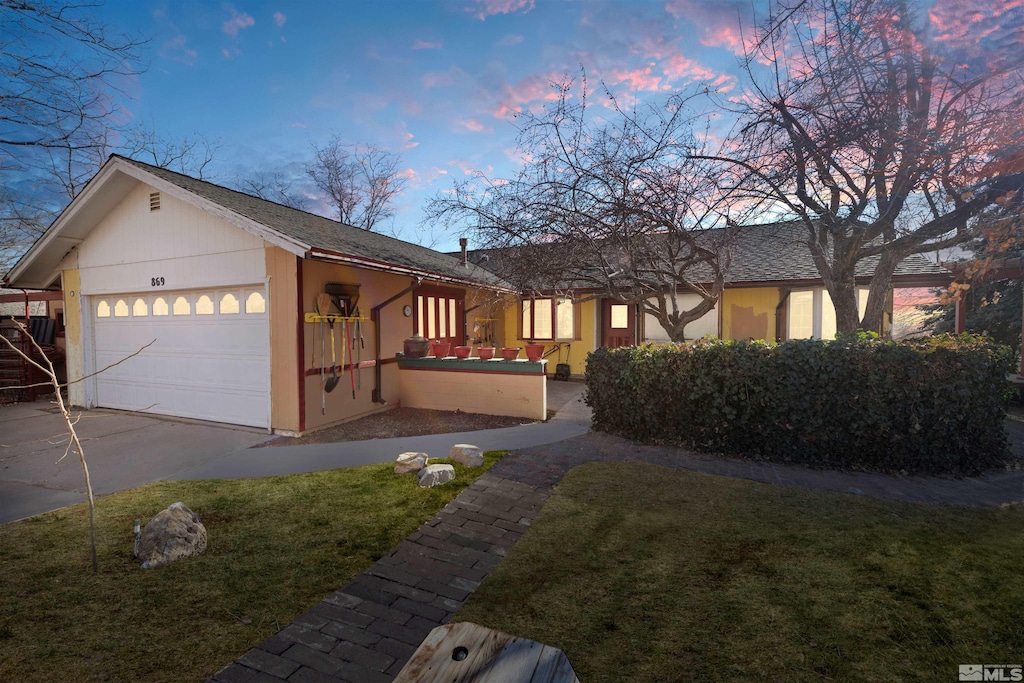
xmin=0 ymin=453 xmax=504 ymax=683
xmin=455 ymin=461 xmax=1024 ymax=682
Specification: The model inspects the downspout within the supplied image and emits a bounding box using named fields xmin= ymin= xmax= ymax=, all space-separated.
xmin=371 ymin=277 xmax=422 ymax=404
xmin=775 ymin=288 xmax=791 ymax=343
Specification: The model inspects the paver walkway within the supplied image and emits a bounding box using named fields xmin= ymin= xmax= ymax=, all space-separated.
xmin=209 ymin=422 xmax=1024 ymax=683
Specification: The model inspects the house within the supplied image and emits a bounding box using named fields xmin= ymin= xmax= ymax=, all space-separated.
xmin=4 ymin=156 xmax=952 ymax=432
xmin=478 ymin=221 xmax=951 ymax=378
xmin=3 ymin=155 xmax=518 ymax=434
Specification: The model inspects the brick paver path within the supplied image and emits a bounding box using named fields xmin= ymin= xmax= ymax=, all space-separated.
xmin=208 ymin=428 xmax=1024 ymax=682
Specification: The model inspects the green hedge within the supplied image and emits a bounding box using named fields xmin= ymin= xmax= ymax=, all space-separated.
xmin=584 ymin=335 xmax=1014 ymax=475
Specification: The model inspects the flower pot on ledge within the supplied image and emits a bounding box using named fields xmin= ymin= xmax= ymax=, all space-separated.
xmin=477 ymin=346 xmax=495 ymax=360
xmin=501 ymin=347 xmax=521 ymax=361
xmin=454 ymin=345 xmax=472 ymax=359
xmin=525 ymin=343 xmax=545 ymax=362
xmin=431 ymin=341 xmax=450 ymax=358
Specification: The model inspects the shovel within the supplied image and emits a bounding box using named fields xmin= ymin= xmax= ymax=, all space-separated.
xmin=346 ymin=317 xmax=356 ymax=399
xmin=318 ymin=293 xmax=340 ymax=394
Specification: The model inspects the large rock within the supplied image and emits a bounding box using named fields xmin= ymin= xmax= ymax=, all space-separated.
xmin=395 ymin=452 xmax=429 ymax=474
xmin=136 ymin=502 xmax=207 ymax=569
xmin=418 ymin=464 xmax=455 ymax=488
xmin=449 ymin=444 xmax=484 ymax=468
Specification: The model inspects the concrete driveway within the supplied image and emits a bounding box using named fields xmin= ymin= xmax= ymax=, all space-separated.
xmin=0 ymin=399 xmax=270 ymax=524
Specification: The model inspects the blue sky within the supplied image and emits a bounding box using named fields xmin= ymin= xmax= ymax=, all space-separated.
xmin=90 ymin=0 xmax=764 ymax=249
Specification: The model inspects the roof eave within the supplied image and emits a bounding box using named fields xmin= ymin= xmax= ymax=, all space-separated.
xmin=308 ymin=248 xmax=517 ymax=293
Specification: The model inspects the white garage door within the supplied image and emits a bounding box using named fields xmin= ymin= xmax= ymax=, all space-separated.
xmin=91 ymin=287 xmax=270 ymax=428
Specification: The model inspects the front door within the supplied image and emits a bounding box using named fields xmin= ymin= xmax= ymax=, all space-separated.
xmin=602 ymin=299 xmax=635 ymax=348
xmin=414 ymin=285 xmax=465 ymax=350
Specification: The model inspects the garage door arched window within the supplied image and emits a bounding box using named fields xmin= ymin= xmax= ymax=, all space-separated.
xmin=113 ymin=299 xmax=129 ymax=317
xmin=133 ymin=298 xmax=148 ymax=317
xmin=172 ymin=296 xmax=191 ymax=316
xmin=96 ymin=300 xmax=111 ymax=318
xmin=153 ymin=297 xmax=169 ymax=316
xmin=245 ymin=291 xmax=266 ymax=314
xmin=219 ymin=293 xmax=239 ymax=314
xmin=196 ymin=295 xmax=214 ymax=315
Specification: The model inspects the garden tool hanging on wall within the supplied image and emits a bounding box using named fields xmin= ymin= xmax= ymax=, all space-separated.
xmin=319 ymin=293 xmax=340 ymax=394
xmin=316 ymin=294 xmax=330 ymax=413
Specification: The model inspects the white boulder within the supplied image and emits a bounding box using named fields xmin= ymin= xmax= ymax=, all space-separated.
xmin=449 ymin=444 xmax=484 ymax=468
xmin=418 ymin=464 xmax=456 ymax=488
xmin=136 ymin=502 xmax=207 ymax=569
xmin=395 ymin=452 xmax=429 ymax=474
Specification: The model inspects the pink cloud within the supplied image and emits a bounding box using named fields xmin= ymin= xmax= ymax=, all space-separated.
xmin=458 ymin=119 xmax=494 ymax=134
xmin=610 ymin=65 xmax=664 ymax=92
xmin=448 ymin=159 xmax=477 ymax=175
xmin=492 ymin=71 xmax=564 ymax=118
xmin=467 ymin=0 xmax=534 ymax=20
xmin=223 ymin=7 xmax=255 ymax=37
xmin=412 ymin=40 xmax=443 ymax=50
xmin=160 ymin=34 xmax=198 ymax=66
xmin=273 ymin=11 xmax=287 ymax=27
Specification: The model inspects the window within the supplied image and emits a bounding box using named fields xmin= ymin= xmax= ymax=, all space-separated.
xmin=113 ymin=299 xmax=129 ymax=317
xmin=414 ymin=287 xmax=464 ymax=346
xmin=96 ymin=300 xmax=111 ymax=318
xmin=196 ymin=295 xmax=214 ymax=315
xmin=219 ymin=293 xmax=239 ymax=314
xmin=132 ymin=298 xmax=149 ymax=317
xmin=609 ymin=304 xmax=629 ymax=329
xmin=787 ymin=287 xmax=869 ymax=340
xmin=522 ymin=298 xmax=575 ymax=341
xmin=153 ymin=297 xmax=169 ymax=316
xmin=172 ymin=296 xmax=191 ymax=316
xmin=245 ymin=291 xmax=266 ymax=314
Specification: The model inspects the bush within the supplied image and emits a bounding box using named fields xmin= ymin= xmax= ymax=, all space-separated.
xmin=584 ymin=334 xmax=1014 ymax=475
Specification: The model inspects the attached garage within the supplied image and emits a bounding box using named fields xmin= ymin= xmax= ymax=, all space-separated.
xmin=90 ymin=287 xmax=270 ymax=428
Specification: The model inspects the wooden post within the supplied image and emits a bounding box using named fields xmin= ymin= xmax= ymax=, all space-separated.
xmin=954 ymin=295 xmax=967 ymax=334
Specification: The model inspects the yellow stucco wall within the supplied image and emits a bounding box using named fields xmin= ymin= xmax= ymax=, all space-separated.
xmin=266 ymin=248 xmax=300 ymax=433
xmin=61 ymin=269 xmax=84 ymax=407
xmin=501 ymin=297 xmax=597 ymax=378
xmin=399 ymin=365 xmax=546 ymax=420
xmin=721 ymin=287 xmax=780 ymax=341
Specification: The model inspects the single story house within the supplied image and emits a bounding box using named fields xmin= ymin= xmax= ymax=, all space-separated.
xmin=5 ymin=157 xmax=951 ymax=431
xmin=4 ymin=155 xmax=518 ymax=434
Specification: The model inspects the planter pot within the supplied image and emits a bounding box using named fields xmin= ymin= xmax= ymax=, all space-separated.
xmin=403 ymin=334 xmax=430 ymax=358
xmin=501 ymin=347 xmax=521 ymax=361
xmin=454 ymin=345 xmax=472 ymax=359
xmin=477 ymin=347 xmax=495 ymax=360
xmin=431 ymin=341 xmax=450 ymax=358
xmin=525 ymin=343 xmax=545 ymax=362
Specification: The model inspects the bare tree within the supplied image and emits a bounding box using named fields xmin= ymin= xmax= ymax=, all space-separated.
xmin=305 ymin=135 xmax=406 ymax=230
xmin=718 ymin=0 xmax=1024 ymax=335
xmin=119 ymin=122 xmax=219 ymax=180
xmin=235 ymin=168 xmax=309 ymax=210
xmin=427 ymin=77 xmax=744 ymax=342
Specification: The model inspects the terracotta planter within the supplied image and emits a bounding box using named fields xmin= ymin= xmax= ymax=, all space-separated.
xmin=431 ymin=341 xmax=450 ymax=358
xmin=501 ymin=347 xmax=521 ymax=361
xmin=477 ymin=346 xmax=495 ymax=360
xmin=525 ymin=343 xmax=545 ymax=362
xmin=454 ymin=345 xmax=472 ymax=359
xmin=403 ymin=334 xmax=430 ymax=358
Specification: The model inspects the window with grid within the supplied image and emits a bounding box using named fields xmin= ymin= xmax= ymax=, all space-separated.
xmin=522 ymin=298 xmax=575 ymax=341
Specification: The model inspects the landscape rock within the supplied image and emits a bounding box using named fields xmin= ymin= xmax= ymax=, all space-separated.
xmin=136 ymin=502 xmax=207 ymax=569
xmin=395 ymin=451 xmax=429 ymax=474
xmin=449 ymin=444 xmax=484 ymax=468
xmin=418 ymin=464 xmax=456 ymax=488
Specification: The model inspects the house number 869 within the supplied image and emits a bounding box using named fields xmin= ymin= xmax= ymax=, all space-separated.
xmin=151 ymin=277 xmax=165 ymax=287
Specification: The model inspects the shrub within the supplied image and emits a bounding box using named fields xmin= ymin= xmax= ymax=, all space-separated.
xmin=584 ymin=334 xmax=1013 ymax=475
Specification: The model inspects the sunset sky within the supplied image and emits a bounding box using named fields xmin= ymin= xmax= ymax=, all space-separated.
xmin=89 ymin=0 xmax=1023 ymax=249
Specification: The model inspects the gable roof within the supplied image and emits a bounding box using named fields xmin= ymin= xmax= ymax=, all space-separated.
xmin=5 ymin=155 xmax=513 ymax=291
xmin=461 ymin=220 xmax=950 ymax=292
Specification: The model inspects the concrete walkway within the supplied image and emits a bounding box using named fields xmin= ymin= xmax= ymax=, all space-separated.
xmin=208 ymin=413 xmax=1024 ymax=682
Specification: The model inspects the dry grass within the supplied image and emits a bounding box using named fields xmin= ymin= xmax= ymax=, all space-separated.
xmin=0 ymin=453 xmax=504 ymax=683
xmin=456 ymin=461 xmax=1024 ymax=682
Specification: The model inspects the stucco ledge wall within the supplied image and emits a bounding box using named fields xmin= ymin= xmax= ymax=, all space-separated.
xmin=397 ymin=356 xmax=547 ymax=421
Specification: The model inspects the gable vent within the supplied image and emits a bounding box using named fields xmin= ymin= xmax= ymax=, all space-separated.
xmin=149 ymin=192 xmax=161 ymax=212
